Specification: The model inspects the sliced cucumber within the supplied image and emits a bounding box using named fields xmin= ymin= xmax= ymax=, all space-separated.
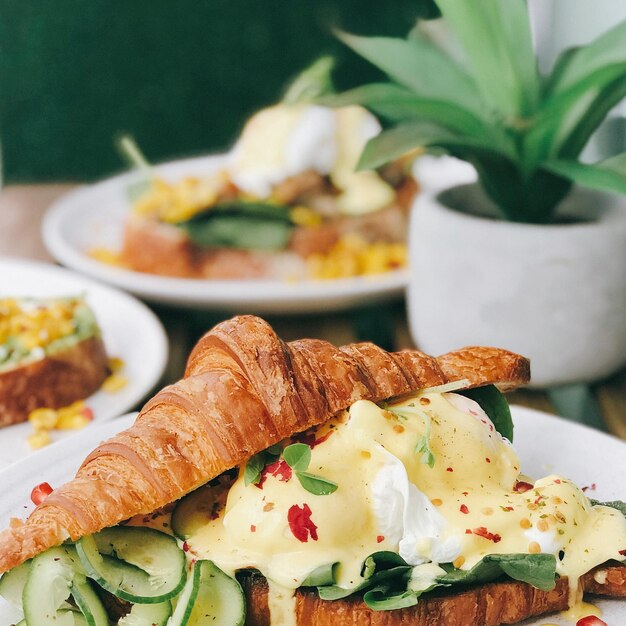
xmin=169 ymin=560 xmax=245 ymax=626
xmin=76 ymin=527 xmax=186 ymax=603
xmin=118 ymin=600 xmax=172 ymax=626
xmin=17 ymin=610 xmax=88 ymax=626
xmin=22 ymin=545 xmax=107 ymax=626
xmin=171 ymin=482 xmax=228 ymax=540
xmin=0 ymin=560 xmax=31 ymax=608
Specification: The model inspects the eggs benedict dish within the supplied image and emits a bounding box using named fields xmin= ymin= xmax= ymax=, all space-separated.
xmin=0 ymin=316 xmax=623 ymax=626
xmin=106 ymin=59 xmax=416 ymax=281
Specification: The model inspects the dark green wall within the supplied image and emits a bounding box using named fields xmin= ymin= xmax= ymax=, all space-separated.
xmin=0 ymin=1 xmax=424 ymax=182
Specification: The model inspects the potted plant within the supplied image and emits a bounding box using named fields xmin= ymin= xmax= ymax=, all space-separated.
xmin=329 ymin=0 xmax=626 ymax=386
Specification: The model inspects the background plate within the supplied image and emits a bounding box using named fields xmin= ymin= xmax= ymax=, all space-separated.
xmin=0 ymin=258 xmax=168 ymax=468
xmin=0 ymin=405 xmax=623 ymax=624
xmin=42 ymin=154 xmax=412 ymax=314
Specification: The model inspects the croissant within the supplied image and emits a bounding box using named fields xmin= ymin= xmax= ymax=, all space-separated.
xmin=0 ymin=315 xmax=530 ymax=574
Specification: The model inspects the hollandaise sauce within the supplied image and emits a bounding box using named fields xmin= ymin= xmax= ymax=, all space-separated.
xmin=180 ymin=391 xmax=626 ymax=625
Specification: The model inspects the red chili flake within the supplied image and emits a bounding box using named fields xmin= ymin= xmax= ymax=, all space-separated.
xmin=514 ymin=481 xmax=533 ymax=493
xmin=376 ymin=535 xmax=385 ymax=544
xmin=256 ymin=459 xmax=293 ymax=489
xmin=576 ymin=617 xmax=607 ymax=626
xmin=502 ymin=506 xmax=514 ymax=512
xmin=81 ymin=407 xmax=94 ymax=421
xmin=250 ymin=525 xmax=256 ymax=533
xmin=462 ymin=491 xmax=469 ymax=496
xmin=460 ymin=504 xmax=470 ymax=514
xmin=554 ymin=479 xmax=562 ymax=484
xmin=446 ymin=467 xmax=454 ymax=472
xmin=485 ymin=458 xmax=491 ymax=463
xmin=287 ymin=504 xmax=318 ymax=542
xmin=30 ymin=482 xmax=54 ymax=506
xmin=618 ymin=549 xmax=626 ymax=556
xmin=182 ymin=541 xmax=190 ymax=552
xmin=465 ymin=529 xmax=472 ymax=534
xmin=534 ymin=495 xmax=546 ymax=505
xmin=581 ymin=483 xmax=597 ymax=493
xmin=471 ymin=527 xmax=502 ymax=543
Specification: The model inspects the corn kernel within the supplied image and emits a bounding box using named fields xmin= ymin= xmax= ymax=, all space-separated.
xmin=28 ymin=408 xmax=58 ymax=431
xmin=57 ymin=400 xmax=85 ymax=420
xmin=102 ymin=373 xmax=128 ymax=393
xmin=56 ymin=413 xmax=91 ymax=430
xmin=108 ymin=357 xmax=125 ymax=373
xmin=27 ymin=430 xmax=52 ymax=449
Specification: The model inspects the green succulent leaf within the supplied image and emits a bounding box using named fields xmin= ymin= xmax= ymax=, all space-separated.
xmin=547 ymin=20 xmax=626 ymax=95
xmin=336 ymin=30 xmax=485 ymax=118
xmin=436 ymin=0 xmax=540 ymax=118
xmin=321 ymin=83 xmax=492 ymax=139
xmin=544 ymin=157 xmax=626 ymax=196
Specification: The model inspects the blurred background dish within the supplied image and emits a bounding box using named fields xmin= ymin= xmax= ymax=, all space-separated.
xmin=43 ymin=152 xmax=437 ymax=312
xmin=0 ymin=258 xmax=168 ymax=468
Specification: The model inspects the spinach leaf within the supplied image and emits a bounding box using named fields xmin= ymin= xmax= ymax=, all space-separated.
xmin=589 ymin=499 xmax=626 ymax=518
xmin=439 ymin=553 xmax=557 ymax=591
xmin=459 ymin=385 xmax=514 ymax=442
xmin=244 ymin=452 xmax=267 ymax=486
xmin=363 ymin=586 xmax=419 ymax=610
xmin=175 ymin=201 xmax=294 ymax=251
xmin=301 ymin=562 xmax=338 ymax=587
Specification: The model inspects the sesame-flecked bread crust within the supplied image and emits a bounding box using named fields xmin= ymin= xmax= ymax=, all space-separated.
xmin=0 ymin=315 xmax=530 ymax=574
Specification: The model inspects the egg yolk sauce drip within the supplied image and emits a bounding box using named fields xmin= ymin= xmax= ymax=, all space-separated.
xmin=185 ymin=391 xmax=626 ymax=622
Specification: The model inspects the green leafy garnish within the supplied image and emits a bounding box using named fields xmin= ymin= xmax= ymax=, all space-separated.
xmin=244 ymin=452 xmax=267 ymax=487
xmin=295 ymin=472 xmax=338 ymax=496
xmin=301 ymin=562 xmax=338 ymax=587
xmin=439 ymin=553 xmax=557 ymax=591
xmin=282 ymin=444 xmax=311 ymax=472
xmin=383 ymin=402 xmax=436 ymax=468
xmin=459 ymin=385 xmax=514 ymax=442
xmin=282 ymin=443 xmax=338 ymax=495
xmin=175 ymin=201 xmax=294 ymax=251
xmin=589 ymin=499 xmax=626 ymax=518
xmin=282 ymin=56 xmax=336 ymax=105
xmin=115 ymin=133 xmax=154 ymax=202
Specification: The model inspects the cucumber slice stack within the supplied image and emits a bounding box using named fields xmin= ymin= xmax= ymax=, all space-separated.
xmin=76 ymin=527 xmax=186 ymax=603
xmin=1 ymin=526 xmax=246 ymax=625
xmin=170 ymin=560 xmax=246 ymax=626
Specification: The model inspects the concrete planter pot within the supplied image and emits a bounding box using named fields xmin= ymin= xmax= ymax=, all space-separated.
xmin=407 ymin=183 xmax=626 ymax=387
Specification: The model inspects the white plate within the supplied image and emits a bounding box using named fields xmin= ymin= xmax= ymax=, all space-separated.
xmin=0 ymin=405 xmax=623 ymax=624
xmin=0 ymin=258 xmax=168 ymax=469
xmin=41 ymin=154 xmax=474 ymax=314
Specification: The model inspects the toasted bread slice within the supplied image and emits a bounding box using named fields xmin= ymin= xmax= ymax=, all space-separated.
xmin=239 ymin=565 xmax=626 ymax=626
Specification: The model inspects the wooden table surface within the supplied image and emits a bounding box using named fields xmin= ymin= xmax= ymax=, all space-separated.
xmin=1 ymin=184 xmax=624 ymax=440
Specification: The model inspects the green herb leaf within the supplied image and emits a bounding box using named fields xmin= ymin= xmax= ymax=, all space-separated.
xmin=282 ymin=443 xmax=311 ymax=472
xmin=438 ymin=553 xmax=557 ymax=591
xmin=459 ymin=385 xmax=514 ymax=442
xmin=301 ymin=562 xmax=338 ymax=587
xmin=295 ymin=472 xmax=338 ymax=496
xmin=363 ymin=585 xmax=418 ymax=610
xmin=175 ymin=201 xmax=294 ymax=251
xmin=384 ymin=403 xmax=436 ymax=468
xmin=244 ymin=452 xmax=266 ymax=486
